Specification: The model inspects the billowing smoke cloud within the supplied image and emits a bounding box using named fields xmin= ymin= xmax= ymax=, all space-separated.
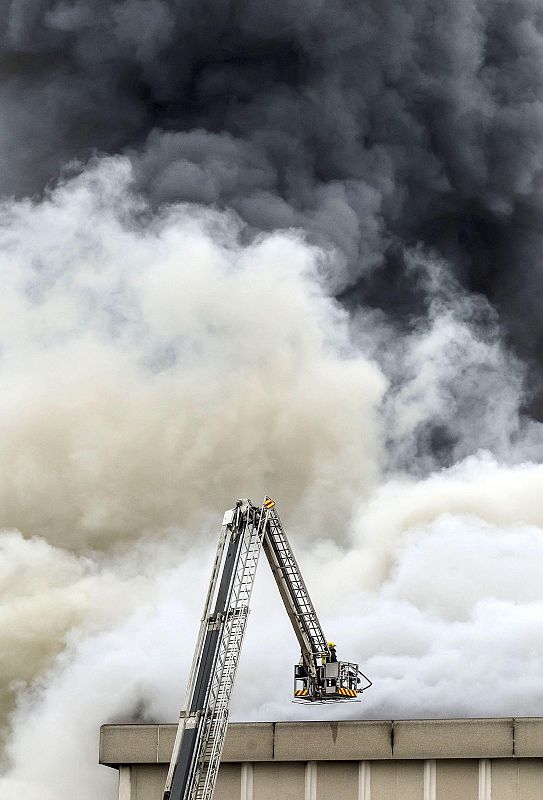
xmin=4 ymin=461 xmax=543 ymax=800
xmin=2 ymin=1 xmax=543 ymax=798
xmin=0 ymin=158 xmax=386 ymax=789
xmin=3 ymin=0 xmax=543 ymax=411
xmin=0 ymin=157 xmax=383 ymax=551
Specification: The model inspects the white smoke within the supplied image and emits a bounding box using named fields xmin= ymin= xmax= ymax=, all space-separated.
xmin=0 ymin=155 xmax=385 ymax=796
xmin=0 ymin=155 xmax=384 ymax=552
xmin=1 ymin=156 xmax=543 ymax=798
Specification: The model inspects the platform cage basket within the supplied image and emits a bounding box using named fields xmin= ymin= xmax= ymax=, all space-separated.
xmin=294 ymin=660 xmax=360 ymax=701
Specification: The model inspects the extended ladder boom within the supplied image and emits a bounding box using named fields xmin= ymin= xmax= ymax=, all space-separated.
xmin=263 ymin=506 xmax=328 ymax=678
xmin=164 ymin=497 xmax=370 ymax=800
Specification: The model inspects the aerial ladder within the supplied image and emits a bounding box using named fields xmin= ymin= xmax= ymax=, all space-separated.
xmin=163 ymin=497 xmax=371 ymax=800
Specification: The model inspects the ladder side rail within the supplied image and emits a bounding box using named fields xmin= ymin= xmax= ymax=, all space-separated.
xmin=267 ymin=510 xmax=328 ymax=654
xmin=263 ymin=510 xmax=328 ymax=673
xmin=199 ymin=506 xmax=263 ymax=732
xmin=164 ymin=519 xmax=231 ymax=797
xmin=196 ymin=525 xmax=254 ymax=785
xmin=164 ymin=506 xmax=248 ymax=800
xmin=184 ymin=515 xmax=234 ymax=707
xmin=261 ymin=530 xmax=316 ymax=671
xmin=194 ymin=505 xmax=269 ymax=800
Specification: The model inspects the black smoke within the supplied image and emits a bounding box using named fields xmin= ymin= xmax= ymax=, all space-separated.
xmin=2 ymin=0 xmax=543 ymax=451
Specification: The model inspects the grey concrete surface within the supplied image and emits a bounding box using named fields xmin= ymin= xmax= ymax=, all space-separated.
xmin=100 ymin=718 xmax=543 ymax=766
xmin=393 ymin=718 xmax=514 ymax=759
xmin=435 ymin=759 xmax=479 ymax=800
xmin=370 ymin=760 xmax=424 ymax=800
xmin=514 ymin=718 xmax=543 ymax=757
xmin=273 ymin=720 xmax=392 ymax=761
xmin=101 ymin=720 xmax=543 ymax=800
xmin=100 ymin=723 xmax=275 ymax=766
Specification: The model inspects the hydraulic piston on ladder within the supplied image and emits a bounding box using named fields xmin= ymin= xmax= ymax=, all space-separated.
xmin=163 ymin=497 xmax=371 ymax=800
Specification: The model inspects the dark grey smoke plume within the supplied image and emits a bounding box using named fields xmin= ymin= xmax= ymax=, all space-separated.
xmin=3 ymin=0 xmax=543 ymax=444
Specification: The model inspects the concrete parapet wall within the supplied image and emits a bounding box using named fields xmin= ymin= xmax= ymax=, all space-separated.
xmin=100 ymin=718 xmax=543 ymax=766
xmin=392 ymin=718 xmax=514 ymax=759
xmin=515 ymin=718 xmax=543 ymax=757
xmin=101 ymin=720 xmax=543 ymax=800
xmin=273 ymin=720 xmax=392 ymax=761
